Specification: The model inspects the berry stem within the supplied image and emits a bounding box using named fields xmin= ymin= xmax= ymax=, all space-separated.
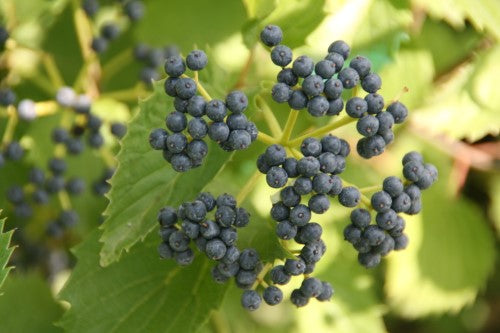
xmin=358 ymin=185 xmax=382 ymax=194
xmin=99 ymin=83 xmax=148 ymax=102
xmin=35 ymin=101 xmax=59 ymax=117
xmin=288 ymin=115 xmax=356 ymax=147
xmin=181 ymin=74 xmax=212 ymax=101
xmin=236 ymin=170 xmax=262 ymax=204
xmin=101 ymin=49 xmax=133 ymax=83
xmin=256 ymin=132 xmax=278 ymax=145
xmin=42 ymin=53 xmax=65 ymax=87
xmin=25 ymin=71 xmax=57 ymax=96
xmin=255 ymin=95 xmax=282 ymax=138
xmin=71 ymin=0 xmax=94 ymax=62
xmin=58 ymin=190 xmax=72 ymax=211
xmin=1 ymin=106 xmax=18 ymax=145
xmin=231 ymin=47 xmax=255 ymax=90
xmin=281 ymin=109 xmax=299 ymax=144
xmin=251 ymin=262 xmax=273 ymax=290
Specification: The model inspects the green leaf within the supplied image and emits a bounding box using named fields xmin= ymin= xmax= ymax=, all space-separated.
xmin=377 ymin=49 xmax=435 ymax=110
xmin=242 ymin=0 xmax=278 ymax=19
xmin=242 ymin=0 xmax=327 ymax=49
xmin=59 ymin=231 xmax=228 ymax=333
xmin=413 ymin=47 xmax=500 ymax=142
xmin=98 ymin=83 xmax=232 ymax=266
xmin=0 ymin=274 xmax=64 ymax=332
xmin=412 ymin=0 xmax=500 ymax=40
xmin=0 ymin=215 xmax=15 ymax=292
xmin=385 ymin=147 xmax=496 ymax=318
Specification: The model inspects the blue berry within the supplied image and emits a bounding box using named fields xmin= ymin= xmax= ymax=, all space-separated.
xmin=169 ymin=231 xmax=190 ymax=251
xmin=227 ymin=130 xmax=251 ymax=150
xmin=346 ymin=97 xmax=368 ymax=118
xmin=292 ymin=55 xmax=314 ymax=78
xmin=164 ymin=77 xmax=179 ymax=97
xmin=260 ymin=25 xmax=283 ymax=47
xmin=270 ymin=265 xmax=291 ymax=285
xmin=300 ymin=277 xmax=323 ymax=298
xmin=164 ymin=55 xmax=185 ymax=77
xmin=338 ymin=186 xmax=360 ymax=207
xmin=239 ymin=248 xmax=259 ymax=270
xmin=361 ymin=73 xmax=382 ymax=93
xmin=175 ymin=78 xmax=197 ymax=99
xmin=302 ymin=75 xmax=324 ymax=97
xmin=91 ymin=37 xmax=108 ymax=53
xmin=216 ymin=193 xmax=237 ymax=208
xmin=158 ymin=242 xmax=174 ymax=259
xmin=357 ymin=115 xmax=379 ymax=137
xmin=271 ymin=83 xmax=292 ymax=103
xmin=222 ymin=245 xmax=240 ymax=264
xmin=391 ymin=192 xmax=411 ymax=213
xmin=276 ymin=220 xmax=297 ymax=240
xmin=308 ymin=194 xmax=330 ymax=214
xmin=324 ymin=52 xmax=344 ymax=72
xmin=349 ymin=56 xmax=371 ymax=77
xmin=187 ymin=118 xmax=208 ymax=139
xmin=4 ymin=141 xmax=24 ymax=160
xmin=66 ymin=178 xmax=85 ymax=195
xmin=288 ymin=90 xmax=308 ymax=110
xmin=376 ymin=112 xmax=394 ymax=132
xmin=371 ymin=191 xmax=392 ymax=213
xmin=241 ymin=290 xmax=261 ymax=311
xmin=181 ymin=221 xmax=200 ymax=239
xmin=280 ymin=186 xmax=301 ymax=207
xmin=263 ymin=285 xmax=283 ymax=305
xmin=270 ymin=202 xmax=290 ymax=221
xmin=166 ymin=111 xmax=187 ymax=133
xmin=373 ymin=233 xmax=395 ymax=256
xmin=186 ymin=50 xmax=208 ymax=70
xmin=187 ymin=96 xmax=206 ymax=117
xmin=197 ymin=192 xmax=216 ymax=212
xmin=297 ymin=156 xmax=320 ymax=177
xmin=200 ymin=220 xmax=220 ymax=239
xmin=393 ymin=234 xmax=409 ymax=250
xmin=283 ymin=158 xmax=299 ymax=178
xmin=363 ymin=225 xmax=386 ymax=246
xmin=382 ymin=176 xmax=404 ymax=197
xmin=328 ymin=175 xmax=343 ymax=196
xmin=315 ymin=59 xmax=336 ymax=79
xmin=149 ymin=128 xmax=168 ymax=150
xmin=175 ymin=248 xmax=194 ymax=266
xmin=289 ymin=204 xmax=311 ymax=226
xmin=402 ymin=151 xmax=424 ymax=166
xmin=170 ymin=153 xmax=192 ymax=172
xmin=215 ymin=205 xmax=236 ymax=227
xmin=277 ymin=68 xmax=298 ymax=86
xmin=326 ymin=98 xmax=343 ymax=116
xmin=350 ymin=208 xmax=371 ymax=228
xmin=343 ymin=224 xmax=362 ymax=244
xmin=208 ymin=122 xmax=230 ymax=143
xmin=206 ymin=238 xmax=227 ymax=260
xmin=264 ymin=144 xmax=287 ymax=166
xmin=226 ymin=90 xmax=248 ymax=113
xmin=291 ymin=289 xmax=309 ymax=307
xmin=293 ymin=176 xmax=313 ymax=195
xmin=358 ymin=252 xmax=381 ymax=268
xmin=166 ymin=133 xmax=187 ymax=153
xmin=266 ymin=166 xmax=288 ymax=188
xmin=328 ymin=40 xmax=350 ymax=59
xmin=375 ymin=210 xmax=398 ymax=230
xmin=206 ymin=99 xmax=227 ymax=122
xmin=365 ymin=93 xmax=385 ymax=114
xmin=0 ymin=88 xmax=16 ymax=106
xmin=111 ymin=122 xmax=127 ymax=138
xmin=316 ymin=281 xmax=334 ymax=301
xmin=337 ymin=67 xmax=359 ymax=89
xmin=403 ymin=160 xmax=424 ymax=182
xmin=295 ymin=222 xmax=322 ymax=244
xmin=271 ymin=45 xmax=293 ymax=67
xmin=186 ymin=139 xmax=208 ymax=161
xmin=220 ymin=227 xmax=237 ymax=246
xmin=284 ymin=257 xmax=306 ymax=275
xmin=324 ymin=78 xmax=343 ymax=99
xmin=387 ymin=101 xmax=408 ymax=124
xmin=101 ymin=23 xmax=120 ymax=40
xmin=300 ymin=137 xmax=322 ymax=157
xmin=211 ymin=266 xmax=230 ymax=284
xmin=124 ymin=0 xmax=145 ymax=21
xmin=306 ymin=95 xmax=329 ymax=117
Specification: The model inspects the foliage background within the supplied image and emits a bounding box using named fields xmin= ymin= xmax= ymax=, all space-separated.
xmin=0 ymin=0 xmax=499 ymax=332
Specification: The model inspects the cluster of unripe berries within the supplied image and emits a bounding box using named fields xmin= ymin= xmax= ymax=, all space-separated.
xmin=149 ymin=49 xmax=258 ymax=172
xmin=343 ymin=151 xmax=437 ymax=267
xmin=83 ymin=0 xmax=145 ymax=54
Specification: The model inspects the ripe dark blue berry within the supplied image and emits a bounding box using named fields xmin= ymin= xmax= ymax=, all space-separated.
xmin=292 ymin=55 xmax=314 ymax=78
xmin=186 ymin=50 xmax=208 ymax=71
xmin=328 ymin=40 xmax=350 ymax=59
xmin=337 ymin=67 xmax=359 ymax=89
xmin=271 ymin=45 xmax=293 ymax=67
xmin=260 ymin=25 xmax=283 ymax=47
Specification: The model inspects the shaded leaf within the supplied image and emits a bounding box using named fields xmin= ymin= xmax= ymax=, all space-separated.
xmin=0 ymin=274 xmax=64 ymax=332
xmin=59 ymin=231 xmax=228 ymax=333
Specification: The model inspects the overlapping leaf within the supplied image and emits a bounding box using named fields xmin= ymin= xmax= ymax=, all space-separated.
xmin=0 ymin=216 xmax=15 ymax=292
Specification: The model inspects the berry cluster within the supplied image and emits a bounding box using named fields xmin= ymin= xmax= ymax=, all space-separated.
xmin=261 ymin=25 xmax=408 ymax=159
xmin=0 ymin=141 xmax=24 ymax=167
xmin=149 ymin=50 xmax=258 ymax=172
xmin=83 ymin=0 xmax=145 ymax=54
xmin=343 ymin=151 xmax=437 ymax=268
xmin=133 ymin=43 xmax=179 ymax=85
